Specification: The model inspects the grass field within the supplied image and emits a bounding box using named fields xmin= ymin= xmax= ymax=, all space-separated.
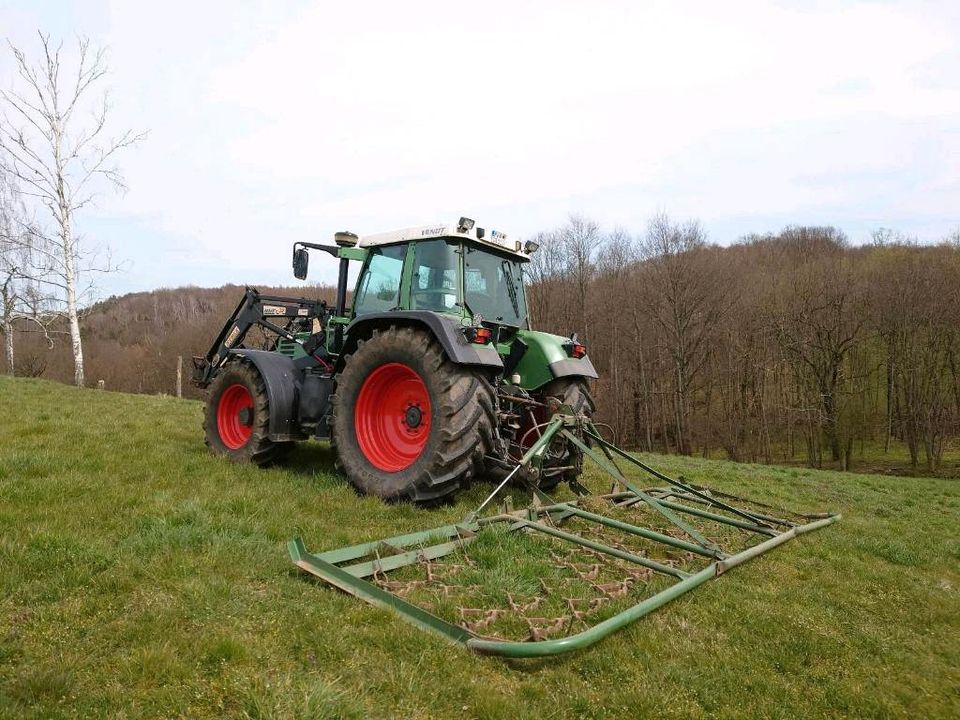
xmin=1 ymin=377 xmax=958 ymax=719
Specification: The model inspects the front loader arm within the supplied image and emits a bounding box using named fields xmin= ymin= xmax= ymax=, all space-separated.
xmin=191 ymin=287 xmax=329 ymax=387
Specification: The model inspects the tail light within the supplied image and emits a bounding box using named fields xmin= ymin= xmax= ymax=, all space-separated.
xmin=566 ymin=342 xmax=587 ymax=358
xmin=465 ymin=326 xmax=493 ymax=345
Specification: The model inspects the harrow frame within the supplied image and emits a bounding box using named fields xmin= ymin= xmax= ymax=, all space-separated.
xmin=289 ymin=414 xmax=840 ymax=658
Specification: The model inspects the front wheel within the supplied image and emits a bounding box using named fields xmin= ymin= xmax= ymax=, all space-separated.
xmin=331 ymin=325 xmax=495 ymax=503
xmin=203 ymin=357 xmax=289 ymax=465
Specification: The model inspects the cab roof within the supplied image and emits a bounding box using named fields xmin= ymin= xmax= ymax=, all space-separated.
xmin=356 ymin=221 xmax=529 ymax=259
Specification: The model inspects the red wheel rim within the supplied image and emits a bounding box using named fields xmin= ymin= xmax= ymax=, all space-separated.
xmin=217 ymin=383 xmax=254 ymax=450
xmin=354 ymin=363 xmax=431 ymax=472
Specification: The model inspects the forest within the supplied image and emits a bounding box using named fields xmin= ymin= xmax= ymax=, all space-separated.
xmin=5 ymin=217 xmax=960 ymax=475
xmin=528 ymin=217 xmax=960 ymax=474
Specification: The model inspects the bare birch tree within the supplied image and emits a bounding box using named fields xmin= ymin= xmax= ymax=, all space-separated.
xmin=0 ymin=33 xmax=143 ymax=386
xmin=0 ymin=169 xmax=56 ymax=374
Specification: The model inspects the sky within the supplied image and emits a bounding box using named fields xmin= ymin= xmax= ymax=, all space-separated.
xmin=1 ymin=0 xmax=959 ymax=297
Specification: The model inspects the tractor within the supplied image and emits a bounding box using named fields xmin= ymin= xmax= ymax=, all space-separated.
xmin=193 ymin=217 xmax=597 ymax=502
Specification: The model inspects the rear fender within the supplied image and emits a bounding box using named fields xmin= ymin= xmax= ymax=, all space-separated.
xmin=339 ymin=312 xmax=504 ymax=370
xmin=231 ymin=349 xmax=305 ymax=441
xmin=511 ymin=330 xmax=598 ymax=391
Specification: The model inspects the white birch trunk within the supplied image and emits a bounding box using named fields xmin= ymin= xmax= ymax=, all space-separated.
xmin=62 ymin=217 xmax=84 ymax=387
xmin=1 ymin=279 xmax=13 ymax=375
xmin=3 ymin=316 xmax=12 ymax=375
xmin=54 ymin=113 xmax=85 ymax=388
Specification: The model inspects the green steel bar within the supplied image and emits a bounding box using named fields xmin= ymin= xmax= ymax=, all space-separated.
xmin=465 ymin=513 xmax=841 ymax=657
xmin=288 ymin=537 xmax=475 ymax=644
xmin=561 ymin=429 xmax=718 ymax=551
xmin=651 ymin=498 xmax=778 ymax=536
xmin=316 ymin=523 xmax=477 ymax=564
xmin=716 ymin=514 xmax=840 ymax=574
xmin=583 ymin=426 xmax=773 ymax=528
xmin=619 ymin=494 xmax=776 ymax=535
xmin=679 ymin=482 xmax=815 ymax=522
xmin=535 ymin=503 xmax=724 ymax=559
xmin=342 ymin=536 xmax=478 ymax=578
xmin=666 ymin=491 xmax=794 ymax=527
xmin=513 ymin=518 xmax=691 ymax=580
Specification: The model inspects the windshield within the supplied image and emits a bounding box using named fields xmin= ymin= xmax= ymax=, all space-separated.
xmin=463 ymin=244 xmax=528 ymax=327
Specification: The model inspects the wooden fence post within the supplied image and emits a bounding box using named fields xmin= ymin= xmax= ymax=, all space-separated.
xmin=176 ymin=355 xmax=183 ymax=399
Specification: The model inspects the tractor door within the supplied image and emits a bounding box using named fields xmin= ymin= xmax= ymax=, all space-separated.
xmin=409 ymin=239 xmax=462 ymax=314
xmin=352 ymin=245 xmax=406 ymax=316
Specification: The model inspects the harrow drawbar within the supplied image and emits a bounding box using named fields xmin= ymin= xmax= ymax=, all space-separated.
xmin=290 ymin=413 xmax=840 ymax=658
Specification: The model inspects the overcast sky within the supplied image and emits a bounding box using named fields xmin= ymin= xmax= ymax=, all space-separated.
xmin=2 ymin=0 xmax=959 ymax=297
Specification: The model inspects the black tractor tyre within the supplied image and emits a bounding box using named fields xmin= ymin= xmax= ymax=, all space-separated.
xmin=203 ymin=357 xmax=289 ymax=466
xmin=483 ymin=377 xmax=596 ymax=490
xmin=331 ymin=325 xmax=496 ymax=503
xmin=538 ymin=377 xmax=596 ymax=490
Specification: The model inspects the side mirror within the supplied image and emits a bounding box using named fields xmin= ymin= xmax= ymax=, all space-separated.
xmin=293 ymin=247 xmax=309 ymax=280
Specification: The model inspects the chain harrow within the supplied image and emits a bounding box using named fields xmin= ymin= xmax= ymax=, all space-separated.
xmin=289 ymin=412 xmax=841 ymax=657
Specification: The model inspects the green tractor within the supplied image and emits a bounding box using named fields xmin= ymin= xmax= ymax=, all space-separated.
xmin=193 ymin=217 xmax=597 ymax=502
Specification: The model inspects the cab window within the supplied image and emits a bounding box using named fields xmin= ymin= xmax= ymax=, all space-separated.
xmin=464 ymin=245 xmax=528 ymax=326
xmin=411 ymin=239 xmax=460 ymax=312
xmin=353 ymin=245 xmax=405 ymax=315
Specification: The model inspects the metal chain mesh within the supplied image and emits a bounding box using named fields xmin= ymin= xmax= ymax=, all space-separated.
xmin=371 ymin=529 xmax=672 ymax=642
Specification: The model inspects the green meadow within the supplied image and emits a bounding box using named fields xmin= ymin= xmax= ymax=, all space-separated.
xmin=1 ymin=377 xmax=957 ymax=719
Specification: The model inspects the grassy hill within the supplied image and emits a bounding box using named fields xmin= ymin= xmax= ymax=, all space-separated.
xmin=0 ymin=377 xmax=957 ymax=719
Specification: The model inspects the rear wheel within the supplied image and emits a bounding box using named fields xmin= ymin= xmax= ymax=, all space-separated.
xmin=331 ymin=325 xmax=495 ymax=503
xmin=537 ymin=378 xmax=596 ymax=489
xmin=484 ymin=377 xmax=595 ymax=490
xmin=203 ymin=357 xmax=288 ymax=465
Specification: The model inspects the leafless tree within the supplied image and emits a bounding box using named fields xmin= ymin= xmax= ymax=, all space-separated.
xmin=561 ymin=215 xmax=600 ymax=342
xmin=639 ymin=213 xmax=732 ymax=454
xmin=0 ymin=33 xmax=144 ymax=386
xmin=523 ymin=229 xmax=562 ymax=327
xmin=766 ymin=227 xmax=865 ymax=464
xmin=0 ymin=170 xmax=56 ymax=374
xmin=524 ymin=216 xmax=602 ymax=342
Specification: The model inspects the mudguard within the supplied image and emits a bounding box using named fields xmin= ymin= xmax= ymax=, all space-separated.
xmin=512 ymin=330 xmax=599 ymax=390
xmin=341 ymin=312 xmax=504 ymax=369
xmin=230 ymin=349 xmax=305 ymax=441
xmin=549 ymin=356 xmax=599 ymax=381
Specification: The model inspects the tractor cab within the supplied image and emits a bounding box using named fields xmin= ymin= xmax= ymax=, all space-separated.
xmin=347 ymin=219 xmax=534 ymax=329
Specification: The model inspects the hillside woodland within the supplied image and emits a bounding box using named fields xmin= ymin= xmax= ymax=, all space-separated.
xmin=7 ymin=222 xmax=960 ymax=474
